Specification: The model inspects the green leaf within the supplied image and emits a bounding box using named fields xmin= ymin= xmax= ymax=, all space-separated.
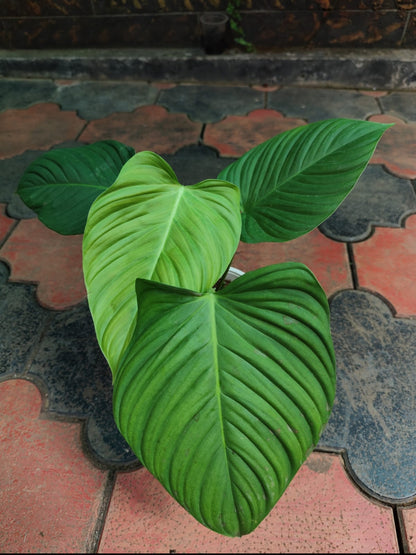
xmin=17 ymin=140 xmax=135 ymax=235
xmin=83 ymin=151 xmax=241 ymax=373
xmin=218 ymin=118 xmax=391 ymax=243
xmin=113 ymin=263 xmax=336 ymax=536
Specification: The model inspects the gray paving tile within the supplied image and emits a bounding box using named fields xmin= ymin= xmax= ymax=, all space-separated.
xmin=162 ymin=144 xmax=236 ymax=185
xmin=54 ymin=80 xmax=159 ymax=120
xmin=158 ymin=84 xmax=264 ymax=123
xmin=0 ymin=78 xmax=57 ymax=111
xmin=379 ymin=91 xmax=416 ymax=123
xmin=27 ymin=301 xmax=138 ymax=468
xmin=268 ymin=86 xmax=379 ymax=122
xmin=320 ymin=289 xmax=416 ymax=502
xmin=319 ymin=165 xmax=416 ymax=242
xmin=0 ymin=263 xmax=50 ymax=376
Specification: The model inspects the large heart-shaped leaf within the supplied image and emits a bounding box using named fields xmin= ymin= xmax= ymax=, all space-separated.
xmin=83 ymin=151 xmax=241 ymax=373
xmin=17 ymin=140 xmax=135 ymax=235
xmin=218 ymin=119 xmax=391 ymax=243
xmin=113 ymin=263 xmax=336 ymax=536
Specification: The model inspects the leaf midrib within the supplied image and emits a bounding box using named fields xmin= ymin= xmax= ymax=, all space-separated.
xmin=209 ymin=293 xmax=239 ymax=530
xmin=243 ymin=127 xmax=372 ymax=211
xmin=148 ymin=185 xmax=185 ymax=279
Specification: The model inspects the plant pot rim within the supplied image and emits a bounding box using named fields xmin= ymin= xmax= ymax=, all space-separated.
xmin=226 ymin=266 xmax=245 ymax=281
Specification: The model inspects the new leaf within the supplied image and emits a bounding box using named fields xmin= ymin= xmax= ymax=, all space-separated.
xmin=83 ymin=151 xmax=241 ymax=372
xmin=17 ymin=140 xmax=135 ymax=235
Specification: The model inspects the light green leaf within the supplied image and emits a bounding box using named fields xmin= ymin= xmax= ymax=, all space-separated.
xmin=218 ymin=118 xmax=391 ymax=243
xmin=17 ymin=140 xmax=135 ymax=235
xmin=83 ymin=151 xmax=241 ymax=373
xmin=113 ymin=263 xmax=336 ymax=536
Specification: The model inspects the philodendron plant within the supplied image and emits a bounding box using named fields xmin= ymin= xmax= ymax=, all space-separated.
xmin=17 ymin=119 xmax=389 ymax=537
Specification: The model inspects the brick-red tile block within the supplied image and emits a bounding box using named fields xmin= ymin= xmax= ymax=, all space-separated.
xmin=231 ymin=228 xmax=352 ymax=298
xmin=0 ymin=218 xmax=85 ymax=309
xmin=353 ymin=214 xmax=416 ymax=317
xmin=0 ymin=203 xmax=15 ymax=242
xmin=252 ymin=84 xmax=279 ymax=92
xmin=98 ymin=452 xmax=398 ymax=553
xmin=0 ymin=104 xmax=85 ymax=159
xmin=369 ymin=114 xmax=416 ymax=179
xmin=80 ymin=105 xmax=201 ymax=154
xmin=359 ymin=90 xmax=388 ymax=98
xmin=0 ymin=379 xmax=108 ymax=553
xmin=402 ymin=507 xmax=416 ymax=552
xmin=154 ymin=83 xmax=176 ymax=90
xmin=204 ymin=109 xmax=306 ymax=157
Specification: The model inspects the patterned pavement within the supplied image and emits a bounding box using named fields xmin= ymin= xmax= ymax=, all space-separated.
xmin=0 ymin=77 xmax=415 ymax=553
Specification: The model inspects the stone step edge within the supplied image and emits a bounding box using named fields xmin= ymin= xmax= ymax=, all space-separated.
xmin=1 ymin=47 xmax=416 ymax=90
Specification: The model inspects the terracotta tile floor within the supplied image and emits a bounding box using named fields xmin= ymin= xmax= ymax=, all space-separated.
xmin=0 ymin=77 xmax=415 ymax=553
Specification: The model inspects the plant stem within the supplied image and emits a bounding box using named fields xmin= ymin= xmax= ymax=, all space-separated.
xmin=214 ymin=260 xmax=233 ymax=291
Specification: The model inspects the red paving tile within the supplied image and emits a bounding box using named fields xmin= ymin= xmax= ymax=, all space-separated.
xmin=232 ymin=228 xmax=352 ymax=298
xmin=154 ymin=82 xmax=177 ymax=90
xmin=369 ymin=114 xmax=416 ymax=179
xmin=0 ymin=379 xmax=108 ymax=553
xmin=79 ymin=105 xmax=202 ymax=154
xmin=0 ymin=218 xmax=85 ymax=310
xmin=402 ymin=507 xmax=416 ymax=553
xmin=252 ymin=84 xmax=279 ymax=92
xmin=353 ymin=214 xmax=416 ymax=317
xmin=0 ymin=104 xmax=85 ymax=159
xmin=204 ymin=109 xmax=306 ymax=157
xmin=98 ymin=452 xmax=398 ymax=553
xmin=0 ymin=203 xmax=16 ymax=243
xmin=359 ymin=90 xmax=388 ymax=97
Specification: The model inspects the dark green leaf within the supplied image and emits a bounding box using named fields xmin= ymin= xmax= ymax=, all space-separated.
xmin=218 ymin=119 xmax=391 ymax=243
xmin=17 ymin=140 xmax=135 ymax=235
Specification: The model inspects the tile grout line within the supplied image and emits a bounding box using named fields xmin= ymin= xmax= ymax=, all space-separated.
xmin=376 ymin=94 xmax=385 ymax=115
xmin=87 ymin=470 xmax=117 ymax=553
xmin=393 ymin=506 xmax=408 ymax=553
xmin=75 ymin=120 xmax=90 ymax=142
xmin=346 ymin=242 xmax=359 ymax=289
xmin=153 ymin=85 xmax=163 ymax=105
xmin=199 ymin=122 xmax=207 ymax=145
xmin=0 ymin=217 xmax=19 ymax=251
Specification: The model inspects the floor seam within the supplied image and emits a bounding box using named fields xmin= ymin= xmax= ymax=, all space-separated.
xmin=86 ymin=470 xmax=117 ymax=553
xmin=393 ymin=506 xmax=408 ymax=554
xmin=0 ymin=217 xmax=19 ymax=251
xmin=346 ymin=242 xmax=359 ymax=289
